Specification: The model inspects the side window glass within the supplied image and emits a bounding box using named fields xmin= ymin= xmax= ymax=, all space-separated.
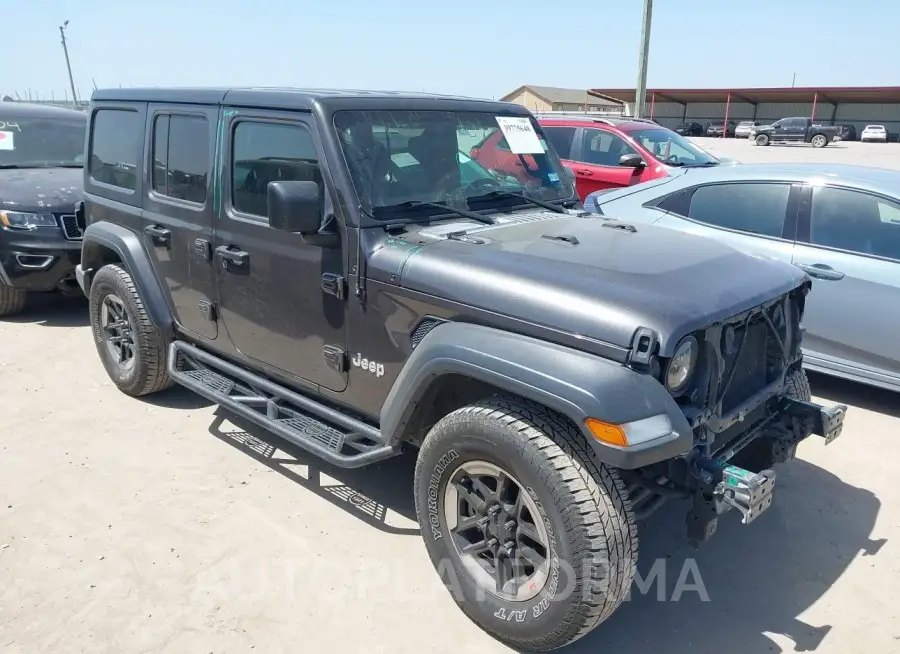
xmin=542 ymin=126 xmax=576 ymax=159
xmin=151 ymin=115 xmax=210 ymax=204
xmin=90 ymin=109 xmax=141 ymax=190
xmin=687 ymin=183 xmax=790 ymax=237
xmin=810 ymin=186 xmax=900 ymax=260
xmin=580 ymin=129 xmax=637 ymax=166
xmin=231 ymin=121 xmax=320 ymax=219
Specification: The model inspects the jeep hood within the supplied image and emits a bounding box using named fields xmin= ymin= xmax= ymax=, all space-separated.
xmin=371 ymin=214 xmax=807 ymax=356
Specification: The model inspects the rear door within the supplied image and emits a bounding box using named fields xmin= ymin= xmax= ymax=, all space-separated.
xmin=569 ymin=127 xmax=655 ymax=198
xmin=654 ymin=180 xmax=799 ymax=263
xmin=791 ymin=184 xmax=900 ymax=385
xmin=540 ymin=125 xmax=578 ymax=175
xmin=142 ymin=104 xmax=218 ymax=339
xmin=783 ymin=118 xmax=808 ymax=142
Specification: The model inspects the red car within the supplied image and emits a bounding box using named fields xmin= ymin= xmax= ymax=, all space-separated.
xmin=471 ymin=115 xmax=723 ymax=201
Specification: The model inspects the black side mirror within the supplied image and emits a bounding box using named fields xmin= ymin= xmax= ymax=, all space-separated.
xmin=619 ymin=154 xmax=646 ymax=169
xmin=267 ymin=181 xmax=322 ymax=234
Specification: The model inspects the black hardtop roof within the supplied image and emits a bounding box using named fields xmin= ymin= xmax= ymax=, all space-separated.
xmin=0 ymin=101 xmax=87 ymax=119
xmin=90 ymin=87 xmax=531 ymax=114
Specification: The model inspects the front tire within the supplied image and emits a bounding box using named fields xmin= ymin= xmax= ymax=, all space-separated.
xmin=0 ymin=282 xmax=26 ymax=317
xmin=89 ymin=264 xmax=173 ymax=397
xmin=414 ymin=398 xmax=637 ymax=652
xmin=755 ymin=134 xmax=770 ymax=146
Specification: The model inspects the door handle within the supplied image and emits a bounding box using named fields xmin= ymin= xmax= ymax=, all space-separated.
xmin=144 ymin=224 xmax=171 ymax=244
xmin=215 ymin=245 xmax=249 ymax=267
xmin=795 ymin=262 xmax=845 ymax=281
xmin=576 ymin=169 xmax=594 ymax=176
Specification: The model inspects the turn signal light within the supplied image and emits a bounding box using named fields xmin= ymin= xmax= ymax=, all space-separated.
xmin=584 ymin=418 xmax=628 ymax=447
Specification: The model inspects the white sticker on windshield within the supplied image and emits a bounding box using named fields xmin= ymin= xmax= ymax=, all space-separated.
xmin=0 ymin=131 xmax=14 ymax=150
xmin=391 ymin=152 xmax=419 ymax=168
xmin=495 ymin=116 xmax=543 ymax=154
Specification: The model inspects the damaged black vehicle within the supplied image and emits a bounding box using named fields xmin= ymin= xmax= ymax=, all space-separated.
xmin=0 ymin=102 xmax=86 ymax=316
xmin=76 ymin=88 xmax=846 ymax=652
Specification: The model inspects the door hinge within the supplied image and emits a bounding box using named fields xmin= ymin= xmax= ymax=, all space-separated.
xmin=323 ymin=345 xmax=347 ymax=372
xmin=198 ymin=300 xmax=217 ymax=321
xmin=321 ymin=273 xmax=347 ymax=300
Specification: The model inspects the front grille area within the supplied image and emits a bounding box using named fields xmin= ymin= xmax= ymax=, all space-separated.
xmin=58 ymin=214 xmax=82 ymax=240
xmin=714 ymin=294 xmax=797 ymax=415
xmin=720 ymin=318 xmax=771 ymax=414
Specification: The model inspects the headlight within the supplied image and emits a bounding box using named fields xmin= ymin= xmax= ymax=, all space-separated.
xmin=665 ymin=336 xmax=698 ymax=394
xmin=0 ymin=211 xmax=58 ymax=231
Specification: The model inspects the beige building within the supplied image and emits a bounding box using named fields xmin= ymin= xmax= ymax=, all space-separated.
xmin=500 ymin=85 xmax=623 ymax=114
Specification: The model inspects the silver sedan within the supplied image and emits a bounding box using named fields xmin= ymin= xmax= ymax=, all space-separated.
xmin=585 ymin=163 xmax=900 ymax=393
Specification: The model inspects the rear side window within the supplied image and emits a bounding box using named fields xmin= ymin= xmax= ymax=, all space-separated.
xmin=151 ymin=114 xmax=209 ymax=204
xmin=685 ymin=183 xmax=791 ymax=238
xmin=810 ymin=186 xmax=900 ymax=260
xmin=231 ymin=121 xmax=321 ymax=219
xmin=541 ymin=126 xmax=576 ymax=159
xmin=90 ymin=109 xmax=141 ymax=190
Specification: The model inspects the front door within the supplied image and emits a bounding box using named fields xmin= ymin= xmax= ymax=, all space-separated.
xmin=213 ymin=108 xmax=348 ymax=392
xmin=141 ymin=104 xmax=218 ymax=339
xmin=569 ymin=127 xmax=654 ymax=199
xmin=792 ymin=184 xmax=900 ymax=384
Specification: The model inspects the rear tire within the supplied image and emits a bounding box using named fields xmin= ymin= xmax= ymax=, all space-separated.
xmin=89 ymin=264 xmax=173 ymax=397
xmin=414 ymin=397 xmax=637 ymax=652
xmin=755 ymin=134 xmax=770 ymax=146
xmin=811 ymin=134 xmax=828 ymax=148
xmin=0 ymin=283 xmax=26 ymax=317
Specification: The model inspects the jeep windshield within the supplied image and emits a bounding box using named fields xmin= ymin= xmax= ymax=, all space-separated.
xmin=626 ymin=127 xmax=719 ymax=167
xmin=333 ymin=110 xmax=576 ymax=220
xmin=0 ymin=115 xmax=86 ymax=169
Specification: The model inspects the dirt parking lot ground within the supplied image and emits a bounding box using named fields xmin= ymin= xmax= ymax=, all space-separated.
xmin=691 ymin=136 xmax=900 ymax=171
xmin=2 ymin=142 xmax=899 ymax=653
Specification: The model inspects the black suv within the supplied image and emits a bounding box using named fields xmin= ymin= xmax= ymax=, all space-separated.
xmin=0 ymin=102 xmax=87 ymax=315
xmin=76 ymin=87 xmax=845 ymax=652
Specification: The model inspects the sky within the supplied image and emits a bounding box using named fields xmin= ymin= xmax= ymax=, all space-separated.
xmin=6 ymin=0 xmax=898 ymax=103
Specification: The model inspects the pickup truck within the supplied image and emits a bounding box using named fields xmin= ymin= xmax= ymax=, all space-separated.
xmin=750 ymin=117 xmax=841 ymax=148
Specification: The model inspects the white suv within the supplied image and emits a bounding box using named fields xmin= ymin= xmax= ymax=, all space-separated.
xmin=861 ymin=125 xmax=888 ymax=142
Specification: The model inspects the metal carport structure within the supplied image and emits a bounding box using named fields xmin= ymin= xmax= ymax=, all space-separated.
xmin=589 ymin=87 xmax=900 ymax=136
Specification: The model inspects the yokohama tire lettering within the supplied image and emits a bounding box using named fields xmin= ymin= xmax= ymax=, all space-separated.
xmin=428 ymin=450 xmax=459 ymax=540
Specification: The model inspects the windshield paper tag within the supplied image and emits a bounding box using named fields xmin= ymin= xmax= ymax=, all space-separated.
xmin=0 ymin=131 xmax=14 ymax=151
xmin=495 ymin=116 xmax=543 ymax=154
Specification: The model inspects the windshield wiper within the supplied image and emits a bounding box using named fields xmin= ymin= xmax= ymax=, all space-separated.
xmin=468 ymin=189 xmax=566 ymax=214
xmin=379 ymin=200 xmax=495 ymax=225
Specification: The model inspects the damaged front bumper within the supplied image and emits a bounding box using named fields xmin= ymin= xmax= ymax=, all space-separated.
xmin=686 ymin=396 xmax=847 ymax=543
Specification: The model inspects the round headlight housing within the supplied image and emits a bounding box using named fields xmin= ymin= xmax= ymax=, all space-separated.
xmin=665 ymin=336 xmax=698 ymax=394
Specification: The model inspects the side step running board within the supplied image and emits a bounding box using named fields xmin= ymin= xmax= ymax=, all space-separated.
xmin=167 ymin=342 xmax=401 ymax=469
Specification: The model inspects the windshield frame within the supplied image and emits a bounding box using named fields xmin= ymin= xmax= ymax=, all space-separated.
xmin=331 ymin=108 xmax=577 ymax=226
xmin=0 ymin=113 xmax=87 ymax=169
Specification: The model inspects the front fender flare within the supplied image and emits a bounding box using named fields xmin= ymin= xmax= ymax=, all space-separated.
xmin=380 ymin=322 xmax=694 ymax=469
xmin=80 ymin=222 xmax=173 ymax=336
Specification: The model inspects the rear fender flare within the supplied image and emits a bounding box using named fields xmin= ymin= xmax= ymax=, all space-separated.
xmin=380 ymin=322 xmax=694 ymax=468
xmin=80 ymin=222 xmax=173 ymax=336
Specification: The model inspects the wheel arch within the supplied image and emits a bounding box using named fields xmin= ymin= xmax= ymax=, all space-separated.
xmin=81 ymin=222 xmax=174 ymax=336
xmin=380 ymin=322 xmax=694 ymax=468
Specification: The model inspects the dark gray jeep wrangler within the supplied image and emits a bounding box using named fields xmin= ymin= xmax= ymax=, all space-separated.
xmin=75 ymin=87 xmax=845 ymax=651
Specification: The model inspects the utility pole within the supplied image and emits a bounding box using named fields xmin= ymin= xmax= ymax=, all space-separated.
xmin=791 ymin=73 xmax=796 ymax=87
xmin=59 ymin=21 xmax=78 ymax=105
xmin=633 ymin=0 xmax=653 ymax=118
